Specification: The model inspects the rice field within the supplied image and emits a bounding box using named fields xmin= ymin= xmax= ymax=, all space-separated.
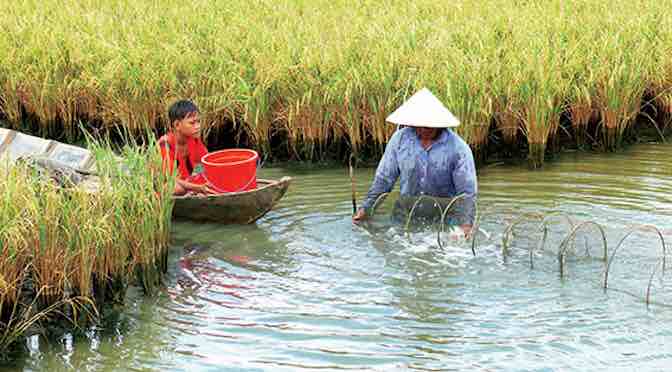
xmin=1 ymin=0 xmax=672 ymax=166
xmin=0 ymin=136 xmax=174 ymax=357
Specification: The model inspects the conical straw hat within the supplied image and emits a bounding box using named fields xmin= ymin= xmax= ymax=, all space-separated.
xmin=386 ymin=88 xmax=460 ymax=128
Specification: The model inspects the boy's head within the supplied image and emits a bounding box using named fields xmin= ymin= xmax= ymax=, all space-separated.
xmin=168 ymin=100 xmax=201 ymax=138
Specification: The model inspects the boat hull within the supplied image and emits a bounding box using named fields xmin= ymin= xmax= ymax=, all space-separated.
xmin=172 ymin=177 xmax=291 ymax=224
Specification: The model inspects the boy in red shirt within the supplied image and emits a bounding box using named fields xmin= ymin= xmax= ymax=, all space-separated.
xmin=159 ymin=100 xmax=215 ymax=195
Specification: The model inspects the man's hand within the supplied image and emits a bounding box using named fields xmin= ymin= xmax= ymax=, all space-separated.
xmin=352 ymin=208 xmax=368 ymax=224
xmin=460 ymin=224 xmax=473 ymax=238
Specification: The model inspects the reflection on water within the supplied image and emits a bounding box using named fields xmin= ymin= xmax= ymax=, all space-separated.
xmin=6 ymin=143 xmax=672 ymax=371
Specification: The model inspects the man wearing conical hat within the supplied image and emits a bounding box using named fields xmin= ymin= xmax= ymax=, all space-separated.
xmin=353 ymin=88 xmax=477 ymax=237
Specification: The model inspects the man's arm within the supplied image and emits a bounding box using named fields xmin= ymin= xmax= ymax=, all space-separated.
xmin=453 ymin=147 xmax=478 ymax=234
xmin=353 ymin=131 xmax=402 ymax=221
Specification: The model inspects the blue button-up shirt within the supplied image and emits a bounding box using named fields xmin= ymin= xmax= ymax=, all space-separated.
xmin=361 ymin=127 xmax=477 ymax=223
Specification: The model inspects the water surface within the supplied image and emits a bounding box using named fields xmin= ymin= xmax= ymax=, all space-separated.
xmin=6 ymin=143 xmax=672 ymax=371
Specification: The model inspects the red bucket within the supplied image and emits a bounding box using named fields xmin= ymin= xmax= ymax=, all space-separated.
xmin=202 ymin=149 xmax=258 ymax=193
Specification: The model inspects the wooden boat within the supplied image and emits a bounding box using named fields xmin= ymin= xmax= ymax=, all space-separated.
xmin=0 ymin=127 xmax=291 ymax=224
xmin=173 ymin=177 xmax=291 ymax=224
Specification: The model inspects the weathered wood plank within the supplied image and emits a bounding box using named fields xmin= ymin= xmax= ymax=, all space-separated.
xmin=0 ymin=128 xmax=17 ymax=156
xmin=47 ymin=142 xmax=93 ymax=170
xmin=1 ymin=132 xmax=54 ymax=162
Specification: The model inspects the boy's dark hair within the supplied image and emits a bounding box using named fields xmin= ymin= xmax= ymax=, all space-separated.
xmin=168 ymin=100 xmax=200 ymax=124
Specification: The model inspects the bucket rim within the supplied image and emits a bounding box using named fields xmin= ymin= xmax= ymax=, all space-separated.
xmin=202 ymin=149 xmax=258 ymax=167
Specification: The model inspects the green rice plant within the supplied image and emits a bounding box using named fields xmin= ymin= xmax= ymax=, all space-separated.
xmin=637 ymin=3 xmax=672 ymax=129
xmin=442 ymin=55 xmax=494 ymax=159
xmin=0 ymin=167 xmax=33 ymax=323
xmin=26 ymin=180 xmax=77 ymax=306
xmin=6 ymin=161 xmax=121 ymax=306
xmin=513 ymin=32 xmax=568 ymax=168
xmin=487 ymin=12 xmax=520 ymax=147
xmin=564 ymin=33 xmax=600 ymax=148
xmin=89 ymin=128 xmax=175 ymax=295
xmin=89 ymin=181 xmax=131 ymax=304
xmin=1 ymin=0 xmax=671 ymax=161
xmin=60 ymin=188 xmax=113 ymax=301
xmin=517 ymin=91 xmax=564 ymax=169
xmin=592 ymin=33 xmax=652 ymax=150
xmin=568 ymin=86 xmax=597 ymax=147
xmin=0 ymin=245 xmax=26 ymax=322
xmin=493 ymin=98 xmax=520 ymax=147
xmin=0 ymin=128 xmax=174 ymax=353
xmin=0 ymin=280 xmax=98 ymax=361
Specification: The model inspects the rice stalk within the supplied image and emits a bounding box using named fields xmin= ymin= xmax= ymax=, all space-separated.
xmin=0 ymin=0 xmax=670 ymax=161
xmin=0 ymin=286 xmax=96 ymax=358
xmin=568 ymin=86 xmax=596 ymax=147
xmin=593 ymin=36 xmax=651 ymax=150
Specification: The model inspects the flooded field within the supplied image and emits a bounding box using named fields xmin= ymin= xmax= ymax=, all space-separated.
xmin=5 ymin=143 xmax=672 ymax=371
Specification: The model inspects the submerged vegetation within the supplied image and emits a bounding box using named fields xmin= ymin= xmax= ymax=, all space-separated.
xmin=1 ymin=0 xmax=672 ymax=165
xmin=0 ymin=136 xmax=173 ymax=357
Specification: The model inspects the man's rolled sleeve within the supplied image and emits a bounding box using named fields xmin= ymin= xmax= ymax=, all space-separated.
xmin=361 ymin=132 xmax=401 ymax=211
xmin=452 ymin=147 xmax=478 ymax=225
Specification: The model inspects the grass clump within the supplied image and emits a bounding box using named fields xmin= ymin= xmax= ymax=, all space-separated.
xmin=0 ymin=134 xmax=174 ymax=358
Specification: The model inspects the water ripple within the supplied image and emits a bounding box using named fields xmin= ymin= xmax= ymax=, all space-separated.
xmin=15 ymin=143 xmax=672 ymax=372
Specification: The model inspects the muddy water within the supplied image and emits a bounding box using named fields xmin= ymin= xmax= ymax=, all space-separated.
xmin=6 ymin=143 xmax=672 ymax=371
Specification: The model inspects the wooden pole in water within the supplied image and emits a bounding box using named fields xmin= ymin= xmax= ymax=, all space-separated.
xmin=349 ymin=154 xmax=357 ymax=214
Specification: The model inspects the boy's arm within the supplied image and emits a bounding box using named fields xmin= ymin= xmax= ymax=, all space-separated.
xmin=176 ymin=178 xmax=214 ymax=194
